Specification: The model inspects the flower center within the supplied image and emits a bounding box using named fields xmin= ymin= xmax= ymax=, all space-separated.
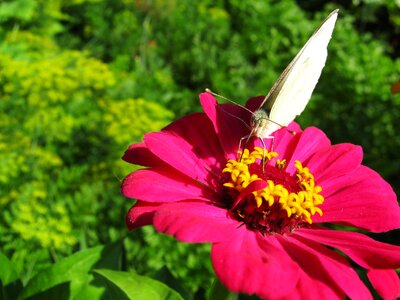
xmin=221 ymin=147 xmax=324 ymax=235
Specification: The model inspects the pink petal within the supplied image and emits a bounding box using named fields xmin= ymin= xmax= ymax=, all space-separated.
xmin=122 ymin=142 xmax=166 ymax=167
xmin=279 ymin=234 xmax=372 ymax=299
xmin=153 ymin=201 xmax=239 ymax=243
xmin=296 ymin=228 xmax=400 ymax=269
xmin=367 ymin=269 xmax=400 ymax=300
xmin=211 ymin=229 xmax=300 ymax=299
xmin=121 ymin=167 xmax=220 ymax=202
xmin=279 ymin=268 xmax=344 ymax=300
xmin=313 ymin=166 xmax=400 ymax=232
xmin=286 ymin=121 xmax=302 ymax=133
xmin=307 ymin=143 xmax=363 ymax=184
xmin=267 ymin=122 xmax=302 ymax=154
xmin=163 ymin=112 xmax=226 ymax=167
xmin=283 ymin=127 xmax=331 ymax=174
xmin=126 ymin=201 xmax=158 ymax=230
xmin=200 ymin=92 xmax=250 ymax=159
xmin=250 ymin=122 xmax=302 ymax=155
xmin=144 ymin=130 xmax=220 ymax=189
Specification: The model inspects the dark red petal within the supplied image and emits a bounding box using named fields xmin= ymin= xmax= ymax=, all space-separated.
xmin=244 ymin=95 xmax=264 ymax=112
xmin=121 ymin=167 xmax=220 ymax=202
xmin=296 ymin=228 xmax=400 ymax=269
xmin=232 ymin=180 xmax=267 ymax=209
xmin=200 ymin=92 xmax=250 ymax=159
xmin=126 ymin=201 xmax=158 ymax=230
xmin=313 ymin=166 xmax=400 ymax=232
xmin=122 ymin=142 xmax=167 ymax=167
xmin=279 ymin=234 xmax=372 ymax=299
xmin=211 ymin=230 xmax=300 ymax=299
xmin=153 ymin=201 xmax=238 ymax=243
xmin=367 ymin=269 xmax=400 ymax=300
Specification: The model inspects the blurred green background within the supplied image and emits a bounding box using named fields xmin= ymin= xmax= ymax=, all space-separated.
xmin=0 ymin=0 xmax=399 ymax=296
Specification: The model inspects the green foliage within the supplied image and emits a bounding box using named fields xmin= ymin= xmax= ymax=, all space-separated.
xmin=0 ymin=28 xmax=173 ymax=283
xmin=299 ymin=12 xmax=400 ymax=186
xmin=0 ymin=242 xmax=234 ymax=300
xmin=0 ymin=243 xmax=191 ymax=300
xmin=0 ymin=31 xmax=115 ymax=269
xmin=94 ymin=269 xmax=184 ymax=300
xmin=18 ymin=242 xmax=122 ymax=299
xmin=0 ymin=0 xmax=399 ymax=298
xmin=0 ymin=252 xmax=23 ymax=300
xmin=125 ymin=227 xmax=213 ymax=293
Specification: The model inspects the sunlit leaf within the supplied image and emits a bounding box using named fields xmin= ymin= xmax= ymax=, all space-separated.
xmin=19 ymin=242 xmax=122 ymax=300
xmin=94 ymin=269 xmax=184 ymax=300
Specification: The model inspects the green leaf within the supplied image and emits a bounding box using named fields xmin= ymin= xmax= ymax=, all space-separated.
xmin=0 ymin=252 xmax=23 ymax=300
xmin=19 ymin=282 xmax=71 ymax=300
xmin=0 ymin=252 xmax=19 ymax=286
xmin=154 ymin=266 xmax=189 ymax=300
xmin=0 ymin=0 xmax=37 ymax=22
xmin=94 ymin=269 xmax=184 ymax=300
xmin=208 ymin=278 xmax=237 ymax=300
xmin=19 ymin=241 xmax=123 ymax=300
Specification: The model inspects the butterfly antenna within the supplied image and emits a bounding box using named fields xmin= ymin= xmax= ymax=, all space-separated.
xmin=206 ymin=89 xmax=295 ymax=135
xmin=261 ymin=117 xmax=296 ymax=135
xmin=205 ymin=88 xmax=251 ymax=130
xmin=218 ymin=106 xmax=252 ymax=130
xmin=205 ymin=88 xmax=254 ymax=115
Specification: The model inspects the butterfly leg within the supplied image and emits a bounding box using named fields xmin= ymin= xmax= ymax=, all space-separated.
xmin=270 ymin=135 xmax=275 ymax=152
xmin=238 ymin=134 xmax=252 ymax=161
xmin=259 ymin=137 xmax=268 ymax=174
xmin=260 ymin=136 xmax=274 ymax=175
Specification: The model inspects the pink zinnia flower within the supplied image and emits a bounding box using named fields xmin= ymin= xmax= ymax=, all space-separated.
xmin=122 ymin=93 xmax=400 ymax=299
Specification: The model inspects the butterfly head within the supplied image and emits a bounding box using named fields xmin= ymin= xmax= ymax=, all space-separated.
xmin=250 ymin=109 xmax=271 ymax=138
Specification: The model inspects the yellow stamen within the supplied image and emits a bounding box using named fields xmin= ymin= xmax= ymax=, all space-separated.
xmin=222 ymin=148 xmax=324 ymax=224
xmin=276 ymin=159 xmax=286 ymax=169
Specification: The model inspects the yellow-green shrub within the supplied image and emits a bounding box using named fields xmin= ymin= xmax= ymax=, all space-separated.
xmin=0 ymin=31 xmax=174 ymax=281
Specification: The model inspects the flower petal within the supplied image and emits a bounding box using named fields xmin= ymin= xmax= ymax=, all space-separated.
xmin=307 ymin=143 xmax=363 ymax=184
xmin=313 ymin=166 xmax=400 ymax=232
xmin=280 ymin=234 xmax=372 ymax=299
xmin=200 ymin=92 xmax=250 ymax=159
xmin=144 ymin=130 xmax=221 ymax=189
xmin=266 ymin=122 xmax=301 ymax=153
xmin=296 ymin=228 xmax=400 ymax=269
xmin=163 ymin=112 xmax=226 ymax=167
xmin=201 ymin=93 xmax=306 ymax=160
xmin=283 ymin=270 xmax=343 ymax=300
xmin=367 ymin=269 xmax=400 ymax=300
xmin=122 ymin=167 xmax=220 ymax=202
xmin=122 ymin=142 xmax=166 ymax=167
xmin=283 ymin=127 xmax=331 ymax=174
xmin=244 ymin=95 xmax=264 ymax=112
xmin=126 ymin=201 xmax=158 ymax=230
xmin=153 ymin=201 xmax=238 ymax=243
xmin=211 ymin=230 xmax=299 ymax=299
xmin=233 ymin=180 xmax=267 ymax=209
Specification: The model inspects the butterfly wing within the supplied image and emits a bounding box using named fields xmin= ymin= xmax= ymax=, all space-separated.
xmin=261 ymin=9 xmax=338 ymax=129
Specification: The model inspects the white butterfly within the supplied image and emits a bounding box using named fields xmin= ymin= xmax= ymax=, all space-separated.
xmin=206 ymin=9 xmax=338 ymax=155
xmin=249 ymin=9 xmax=339 ymax=144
